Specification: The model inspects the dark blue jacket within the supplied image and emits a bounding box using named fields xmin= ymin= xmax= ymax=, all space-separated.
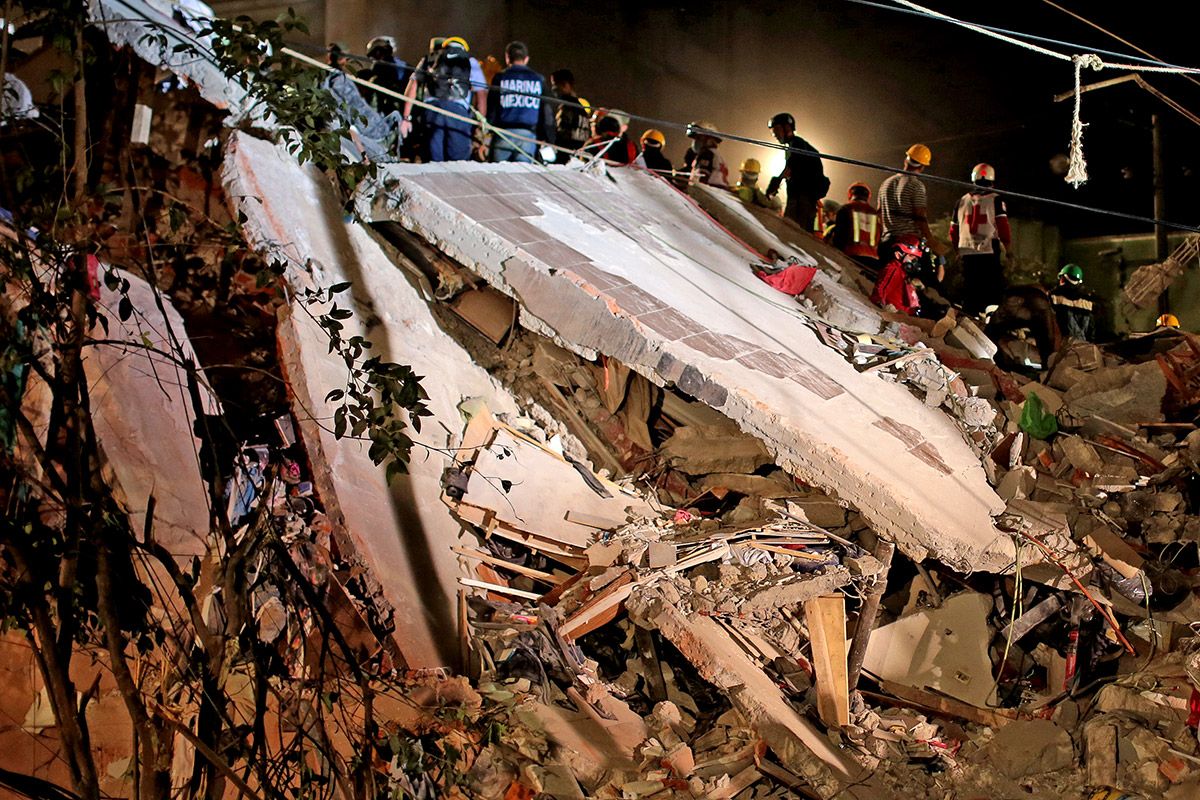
xmin=488 ymin=64 xmax=555 ymax=143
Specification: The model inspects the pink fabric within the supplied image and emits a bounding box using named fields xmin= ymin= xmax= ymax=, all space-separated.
xmin=756 ymin=264 xmax=817 ymax=296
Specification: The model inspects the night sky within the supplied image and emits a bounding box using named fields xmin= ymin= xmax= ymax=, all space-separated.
xmin=319 ymin=0 xmax=1200 ymax=238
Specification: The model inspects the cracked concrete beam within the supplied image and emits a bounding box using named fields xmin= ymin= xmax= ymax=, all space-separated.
xmin=360 ymin=163 xmax=1013 ymax=572
xmin=223 ymin=133 xmax=520 ymax=669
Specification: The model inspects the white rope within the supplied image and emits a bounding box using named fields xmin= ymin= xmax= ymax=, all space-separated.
xmin=891 ymin=0 xmax=1200 ymax=188
xmin=1066 ymin=53 xmax=1104 ymax=187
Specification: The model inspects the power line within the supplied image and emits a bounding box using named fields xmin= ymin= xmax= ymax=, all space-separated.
xmin=1038 ymin=0 xmax=1200 ymax=91
xmin=845 ymin=0 xmax=1190 ymax=70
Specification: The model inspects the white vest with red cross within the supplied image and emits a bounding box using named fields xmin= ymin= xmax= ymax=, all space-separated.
xmin=955 ymin=191 xmax=1003 ymax=255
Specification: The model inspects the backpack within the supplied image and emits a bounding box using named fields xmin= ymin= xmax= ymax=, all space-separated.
xmin=428 ymin=46 xmax=472 ymax=103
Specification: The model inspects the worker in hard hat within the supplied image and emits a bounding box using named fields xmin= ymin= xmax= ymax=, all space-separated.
xmin=832 ymin=182 xmax=881 ymax=268
xmin=683 ymin=120 xmax=730 ymax=188
xmin=355 ymin=35 xmax=412 ymax=116
xmin=878 ymin=144 xmax=944 ymax=264
xmin=634 ymin=129 xmax=673 ymax=174
xmin=1049 ymin=263 xmax=1098 ymax=342
xmin=870 ymin=239 xmax=924 ymax=316
xmin=1157 ymin=313 xmax=1181 ymax=329
xmin=733 ymin=158 xmax=781 ymax=209
xmin=400 ymin=36 xmax=489 ymax=161
xmin=818 ymin=199 xmax=840 ymax=241
xmin=765 ymin=112 xmax=829 ymax=232
xmin=949 ymin=163 xmax=1012 ymax=315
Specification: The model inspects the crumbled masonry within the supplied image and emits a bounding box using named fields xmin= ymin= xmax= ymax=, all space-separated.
xmin=8 ymin=6 xmax=1200 ymax=798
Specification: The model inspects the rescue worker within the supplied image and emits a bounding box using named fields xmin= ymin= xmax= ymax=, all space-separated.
xmin=550 ymin=69 xmax=591 ymax=162
xmin=819 ymin=199 xmax=840 ymax=240
xmin=870 ymin=239 xmax=923 ymax=316
xmin=949 ymin=163 xmax=1012 ymax=315
xmin=683 ymin=120 xmax=730 ymax=188
xmin=832 ymin=182 xmax=881 ymax=269
xmin=734 ymin=158 xmax=781 ymax=209
xmin=356 ymin=35 xmax=411 ymax=116
xmin=765 ymin=112 xmax=829 ymax=231
xmin=987 ymin=284 xmax=1060 ymax=372
xmin=1049 ymin=263 xmax=1097 ymax=342
xmin=584 ymin=109 xmax=636 ymax=164
xmin=1157 ymin=313 xmax=1181 ymax=329
xmin=878 ymin=144 xmax=943 ymax=263
xmin=487 ymin=41 xmax=555 ymax=162
xmin=634 ymin=129 xmax=673 ymax=174
xmin=400 ymin=36 xmax=488 ymax=161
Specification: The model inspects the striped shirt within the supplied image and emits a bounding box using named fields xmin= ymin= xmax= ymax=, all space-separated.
xmin=878 ymin=172 xmax=928 ymax=239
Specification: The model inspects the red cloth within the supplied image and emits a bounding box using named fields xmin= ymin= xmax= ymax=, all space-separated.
xmin=756 ymin=264 xmax=817 ymax=296
xmin=1188 ymin=687 xmax=1200 ymax=729
xmin=870 ymin=259 xmax=920 ymax=314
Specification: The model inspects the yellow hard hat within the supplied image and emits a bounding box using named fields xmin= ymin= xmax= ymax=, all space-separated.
xmin=740 ymin=158 xmax=762 ymax=174
xmin=641 ymin=129 xmax=666 ymax=147
xmin=443 ymin=36 xmax=469 ymax=51
xmin=578 ymin=96 xmax=592 ymax=115
xmin=906 ymin=143 xmax=932 ymax=166
xmin=1157 ymin=313 xmax=1181 ymax=328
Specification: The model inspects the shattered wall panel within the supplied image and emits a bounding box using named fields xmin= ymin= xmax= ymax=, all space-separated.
xmin=223 ymin=133 xmax=520 ymax=669
xmin=92 ymin=0 xmax=252 ymax=119
xmin=362 ymin=163 xmax=1013 ymax=572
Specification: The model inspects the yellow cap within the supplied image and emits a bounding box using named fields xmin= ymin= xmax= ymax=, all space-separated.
xmin=443 ymin=36 xmax=469 ymax=51
xmin=740 ymin=158 xmax=762 ymax=174
xmin=641 ymin=129 xmax=666 ymax=147
xmin=906 ymin=143 xmax=932 ymax=166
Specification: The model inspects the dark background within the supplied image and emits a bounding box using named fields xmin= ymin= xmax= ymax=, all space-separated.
xmin=216 ymin=0 xmax=1200 ymax=237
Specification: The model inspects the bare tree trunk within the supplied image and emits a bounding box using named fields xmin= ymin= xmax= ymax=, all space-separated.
xmin=96 ymin=542 xmax=172 ymax=800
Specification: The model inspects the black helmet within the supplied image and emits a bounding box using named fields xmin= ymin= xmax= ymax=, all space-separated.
xmin=769 ymin=112 xmax=795 ymax=129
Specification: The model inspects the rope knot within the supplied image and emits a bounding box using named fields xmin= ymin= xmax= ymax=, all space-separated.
xmin=1066 ymin=54 xmax=1105 ymax=188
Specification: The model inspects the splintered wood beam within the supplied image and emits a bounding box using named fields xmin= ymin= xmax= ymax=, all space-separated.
xmin=804 ymin=594 xmax=850 ymax=728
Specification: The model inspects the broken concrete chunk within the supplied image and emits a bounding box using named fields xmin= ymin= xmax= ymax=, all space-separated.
xmin=1063 ymin=361 xmax=1167 ymax=424
xmin=660 ymin=425 xmax=773 ymax=475
xmin=1059 ymin=435 xmax=1104 ymax=475
xmin=982 ymin=719 xmax=1073 ymax=778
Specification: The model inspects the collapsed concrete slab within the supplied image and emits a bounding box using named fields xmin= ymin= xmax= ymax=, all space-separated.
xmin=361 ymin=163 xmax=1013 ymax=572
xmin=223 ymin=132 xmax=521 ymax=669
xmin=92 ymin=0 xmax=252 ymax=119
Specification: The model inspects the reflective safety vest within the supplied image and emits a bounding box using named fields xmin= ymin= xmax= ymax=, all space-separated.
xmin=845 ymin=201 xmax=880 ymax=258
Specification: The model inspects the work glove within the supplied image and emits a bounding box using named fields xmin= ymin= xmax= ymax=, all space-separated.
xmin=766 ymin=176 xmax=782 ymax=197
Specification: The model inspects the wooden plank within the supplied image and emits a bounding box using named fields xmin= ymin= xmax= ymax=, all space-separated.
xmin=564 ymin=509 xmax=625 ymax=530
xmin=459 ymin=578 xmax=543 ymax=601
xmin=745 ymin=542 xmax=828 ymax=562
xmin=560 ymin=571 xmax=637 ymax=640
xmin=452 ymin=546 xmax=563 ymax=585
xmin=870 ymin=680 xmax=1018 ymax=728
xmin=804 ymin=595 xmax=850 ymax=728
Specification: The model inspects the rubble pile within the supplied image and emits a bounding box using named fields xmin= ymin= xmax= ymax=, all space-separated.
xmin=11 ymin=7 xmax=1200 ymax=799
